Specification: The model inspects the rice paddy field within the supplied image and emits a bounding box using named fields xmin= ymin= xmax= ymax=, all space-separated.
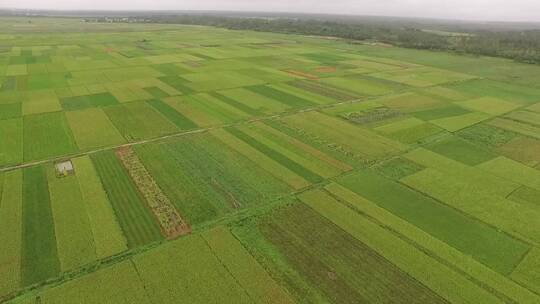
xmin=1 ymin=16 xmax=540 ymax=303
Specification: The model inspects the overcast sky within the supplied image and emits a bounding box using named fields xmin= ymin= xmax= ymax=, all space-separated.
xmin=2 ymin=0 xmax=540 ymax=22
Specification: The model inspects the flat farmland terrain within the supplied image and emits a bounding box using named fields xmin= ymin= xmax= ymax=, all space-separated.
xmin=0 ymin=16 xmax=539 ymax=304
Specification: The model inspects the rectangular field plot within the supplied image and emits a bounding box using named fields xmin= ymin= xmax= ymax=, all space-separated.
xmin=0 ymin=171 xmax=22 ymax=298
xmin=216 ymin=87 xmax=290 ymax=115
xmin=163 ymin=94 xmax=249 ymax=127
xmin=256 ymin=201 xmax=447 ymax=304
xmin=21 ymin=166 xmax=60 ymax=286
xmin=71 ymin=156 xmax=127 ymax=259
xmin=90 ymin=151 xmax=163 ymax=248
xmin=323 ymin=183 xmax=540 ymax=304
xmin=488 ymin=118 xmax=540 ymax=139
xmin=280 ymin=111 xmax=407 ymax=164
xmin=134 ymin=132 xmax=291 ymax=225
xmin=0 ymin=118 xmax=23 ymax=166
xmin=424 ymin=135 xmax=497 ymax=166
xmin=60 ymin=92 xmax=118 ymax=111
xmin=505 ymin=110 xmax=540 ymax=127
xmin=21 ymin=98 xmax=62 ymax=116
xmin=401 ymin=167 xmax=540 ymax=245
xmin=33 ymin=261 xmax=151 ymax=304
xmin=299 ymin=189 xmax=506 ymax=304
xmin=337 ymin=170 xmax=529 ymax=274
xmin=66 ymin=108 xmax=126 ymax=150
xmin=103 ymin=101 xmax=178 ymax=141
xmin=147 ymin=99 xmax=197 ymax=130
xmin=430 ymin=111 xmax=490 ymax=132
xmin=374 ymin=117 xmax=443 ymax=144
xmin=370 ymin=67 xmax=476 ymax=87
xmin=23 ymin=112 xmax=78 ymax=161
xmin=455 ymin=97 xmax=520 ymax=116
xmin=511 ymin=248 xmax=540 ymax=294
xmin=377 ymin=92 xmax=443 ymax=112
xmin=46 ymin=165 xmax=96 ymax=272
xmin=0 ymin=103 xmax=21 ymax=120
xmin=320 ymin=75 xmax=403 ymax=96
xmin=132 ymin=229 xmax=289 ymax=304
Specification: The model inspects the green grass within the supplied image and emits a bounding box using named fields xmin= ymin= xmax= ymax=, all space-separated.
xmin=21 ymin=165 xmax=60 ymax=286
xmin=23 ymin=112 xmax=78 ymax=161
xmin=90 ymin=151 xmax=162 ymax=248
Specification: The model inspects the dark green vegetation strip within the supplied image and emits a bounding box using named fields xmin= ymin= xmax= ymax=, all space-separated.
xmin=134 ymin=133 xmax=291 ymax=226
xmin=21 ymin=166 xmax=60 ymax=286
xmin=227 ymin=127 xmax=323 ymax=183
xmin=144 ymin=87 xmax=169 ymax=99
xmin=158 ymin=76 xmax=195 ymax=94
xmin=424 ymin=136 xmax=498 ymax=166
xmin=90 ymin=151 xmax=162 ymax=248
xmin=0 ymin=103 xmax=21 ymax=120
xmin=208 ymin=92 xmax=261 ymax=116
xmin=247 ymin=85 xmax=316 ymax=108
xmin=147 ymin=99 xmax=197 ymax=130
xmin=60 ymin=93 xmax=118 ymax=111
xmin=338 ymin=170 xmax=530 ymax=275
xmin=259 ymin=203 xmax=447 ymax=304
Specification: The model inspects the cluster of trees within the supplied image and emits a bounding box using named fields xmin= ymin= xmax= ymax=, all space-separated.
xmin=132 ymin=14 xmax=540 ymax=64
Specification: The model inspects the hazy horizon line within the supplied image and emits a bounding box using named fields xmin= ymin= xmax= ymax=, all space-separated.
xmin=2 ymin=7 xmax=540 ymax=24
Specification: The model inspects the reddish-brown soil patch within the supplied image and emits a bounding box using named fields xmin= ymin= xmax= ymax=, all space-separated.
xmin=314 ymin=66 xmax=337 ymax=73
xmin=282 ymin=69 xmax=319 ymax=80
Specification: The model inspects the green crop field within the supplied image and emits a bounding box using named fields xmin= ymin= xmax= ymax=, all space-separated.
xmin=0 ymin=16 xmax=539 ymax=304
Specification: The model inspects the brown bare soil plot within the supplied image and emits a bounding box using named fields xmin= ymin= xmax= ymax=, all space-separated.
xmin=116 ymin=147 xmax=190 ymax=238
xmin=314 ymin=66 xmax=337 ymax=73
xmin=282 ymin=69 xmax=319 ymax=80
